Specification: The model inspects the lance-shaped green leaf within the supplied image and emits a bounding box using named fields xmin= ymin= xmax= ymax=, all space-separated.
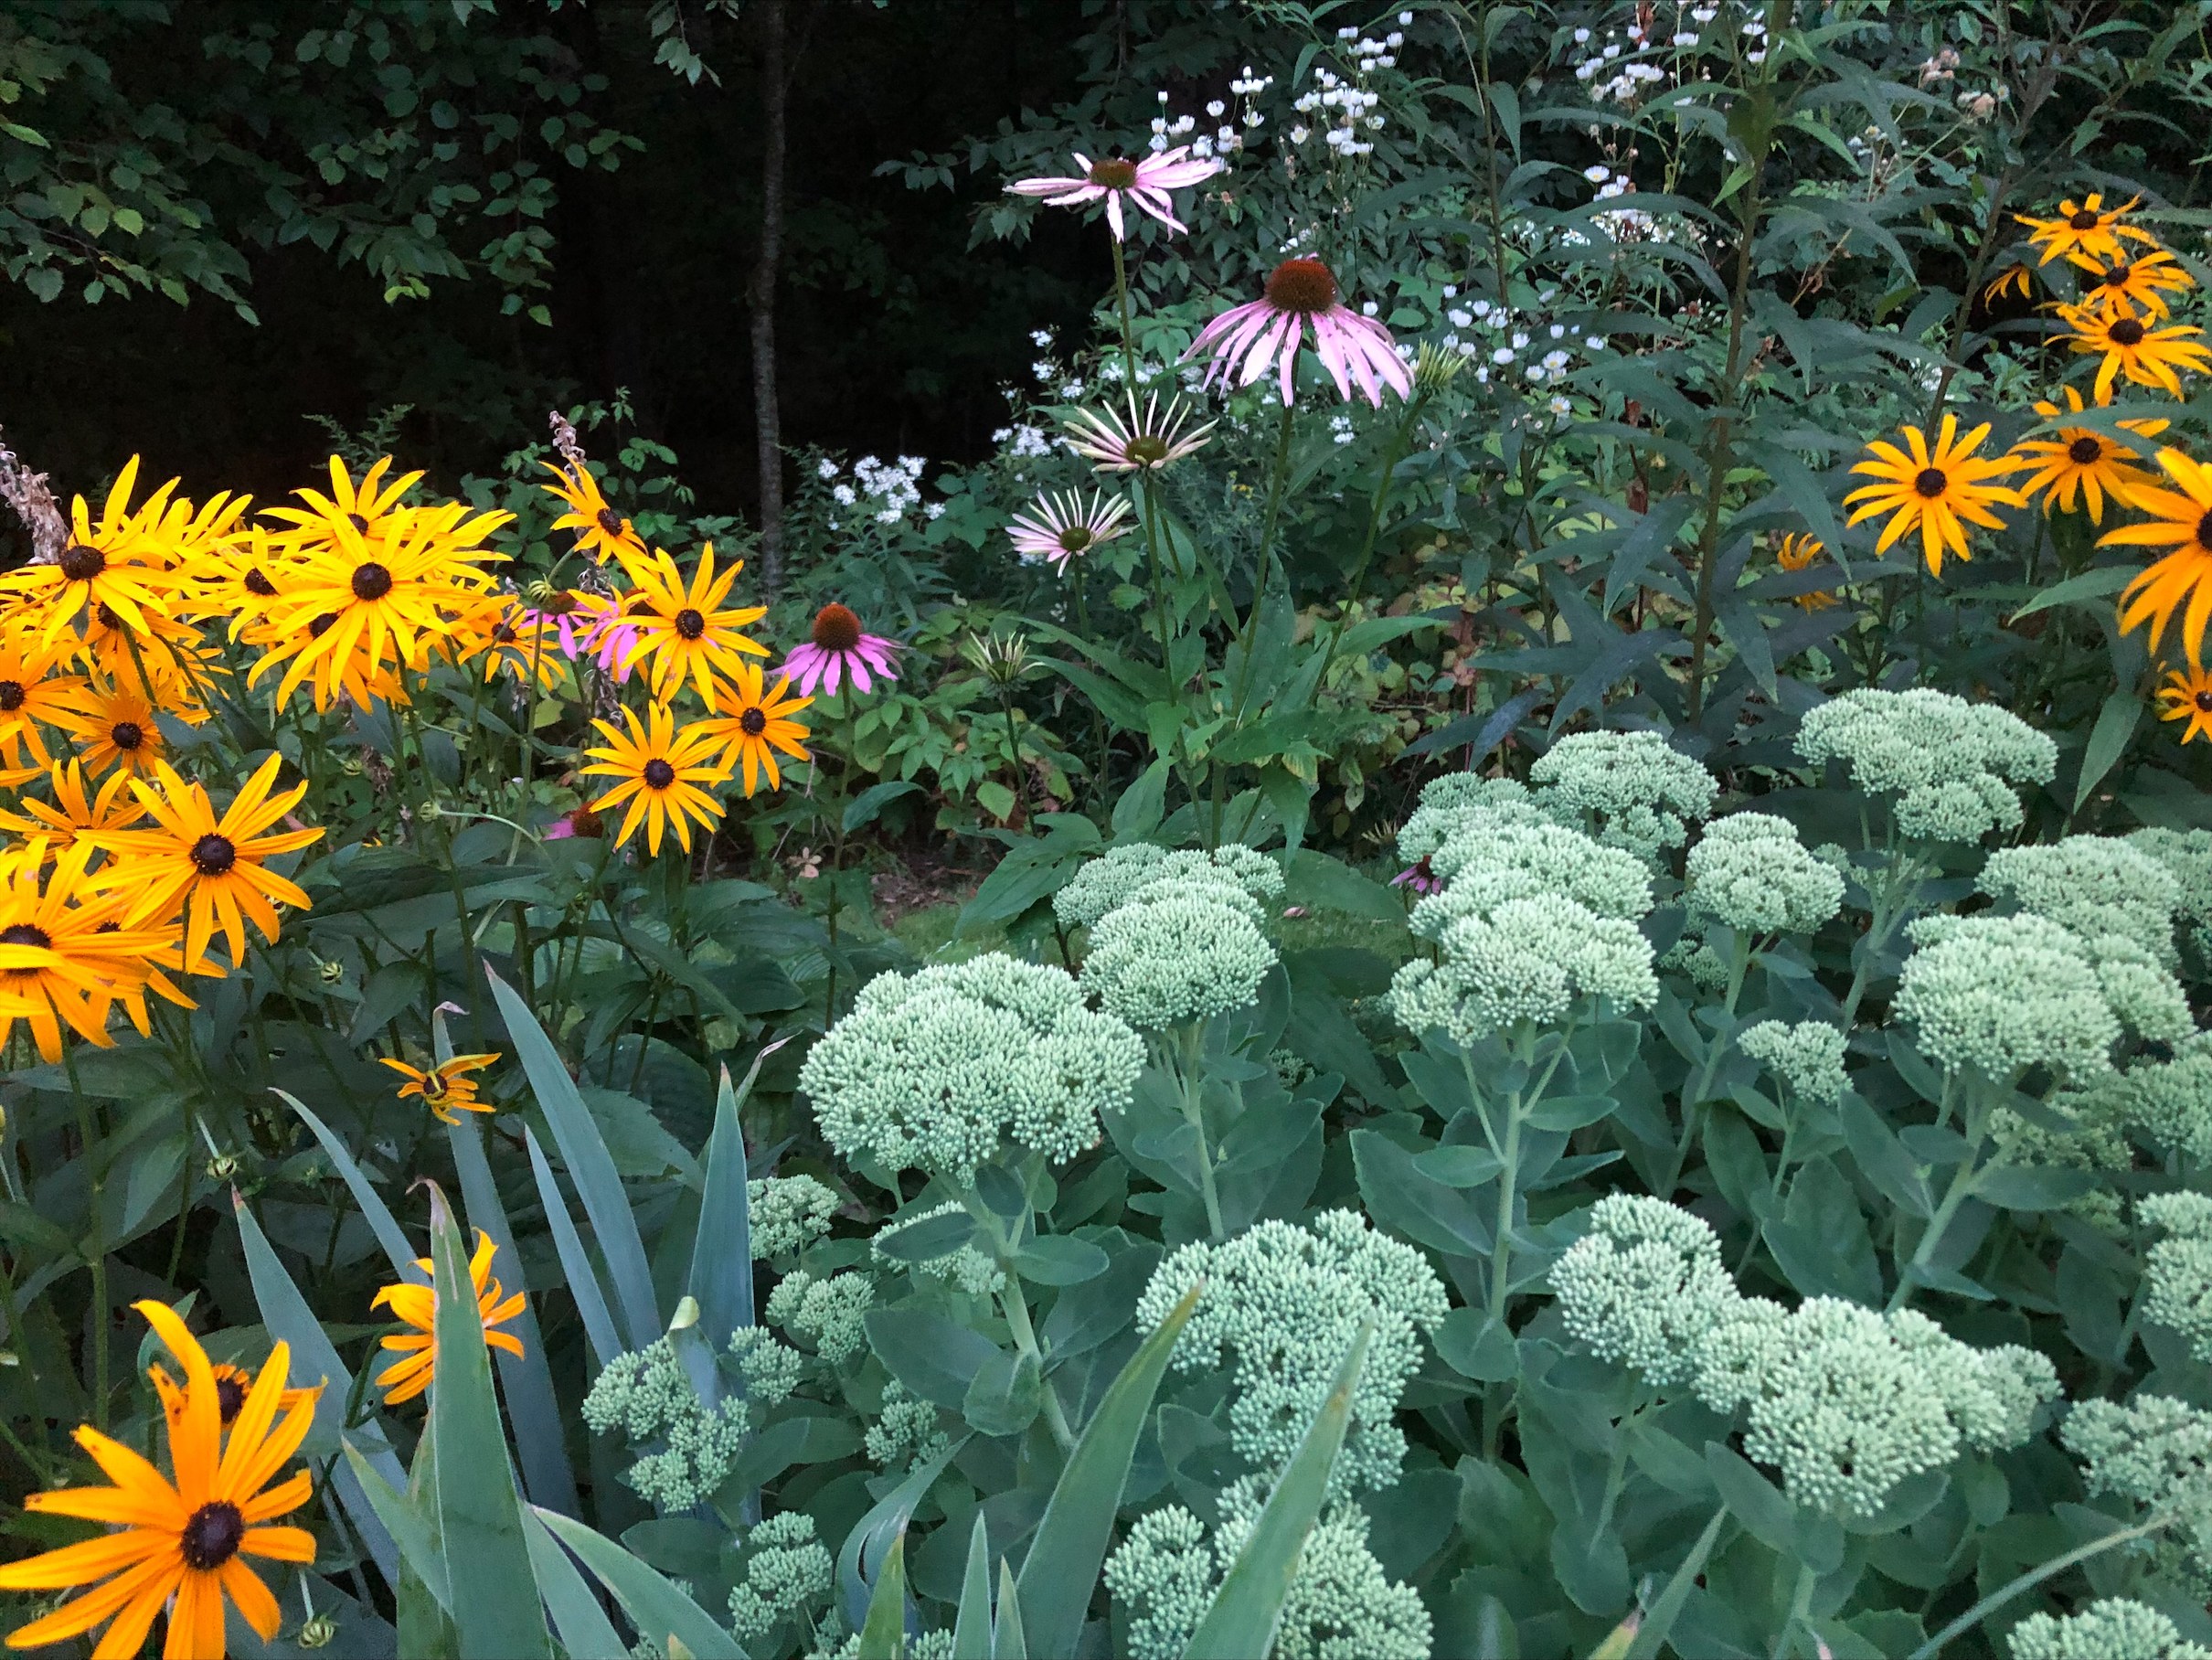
xmin=1622 ymin=1506 xmax=1729 ymax=1660
xmin=952 ymin=1515 xmax=993 ymax=1660
xmin=994 ymin=1558 xmax=1028 ymax=1660
xmin=838 ymin=1436 xmax=968 ymax=1628
xmin=533 ymin=1506 xmax=747 ymax=1660
xmin=856 ymin=1528 xmax=909 ymax=1660
xmin=275 ymin=1089 xmax=417 ymax=1280
xmin=524 ymin=1124 xmax=624 ymax=1370
xmin=342 ymin=1440 xmax=447 ymax=1613
xmin=523 ymin=1507 xmax=629 ymax=1660
xmin=686 ymin=1050 xmax=778 ymax=1405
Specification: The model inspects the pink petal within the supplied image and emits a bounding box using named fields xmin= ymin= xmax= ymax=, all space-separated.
xmin=849 ymin=657 xmax=875 ymax=693
xmin=1311 ymin=313 xmax=1357 ymax=402
xmin=1131 ymin=191 xmax=1187 ymax=234
xmin=1006 ymin=176 xmax=1084 ymax=198
xmin=1186 ymin=298 xmax=1271 ymax=358
xmin=1278 ymin=315 xmax=1303 ymax=404
xmin=824 ymin=654 xmax=843 ymax=695
xmin=1238 ymin=310 xmax=1293 ymax=388
xmin=1105 ymin=191 xmax=1126 ymax=240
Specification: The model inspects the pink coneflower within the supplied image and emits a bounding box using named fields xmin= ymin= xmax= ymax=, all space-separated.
xmin=1005 ymin=147 xmax=1224 ymax=240
xmin=1391 ymin=857 xmax=1441 ymax=895
xmin=1063 ymin=393 xmax=1217 ymax=474
xmin=573 ymin=591 xmax=648 ymax=681
xmin=1007 ymin=490 xmax=1133 ymax=571
xmin=520 ymin=587 xmax=593 ymax=657
xmin=1184 ymin=257 xmax=1413 ymax=407
xmin=543 ymin=804 xmax=606 ymax=841
xmin=783 ymin=603 xmax=899 ymax=697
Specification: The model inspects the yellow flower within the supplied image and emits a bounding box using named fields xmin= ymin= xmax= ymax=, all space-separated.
xmin=696 ymin=662 xmax=813 ymax=794
xmin=260 ymin=454 xmax=427 ymax=557
xmin=87 ymin=753 xmax=322 ymax=970
xmin=0 ymin=630 xmax=84 ymax=769
xmin=0 ymin=840 xmax=177 ymax=1061
xmin=370 ymin=1229 xmax=526 ymax=1406
xmin=2099 ymin=446 xmax=2212 ymax=665
xmin=181 ymin=528 xmax=298 ymax=639
xmin=0 ymin=1302 xmax=317 ymax=1660
xmin=2067 ymin=247 xmax=2194 ymax=322
xmin=2016 ymin=194 xmax=2160 ymax=266
xmin=76 ymin=596 xmax=222 ymax=708
xmin=1844 ymin=415 xmax=2025 ymax=576
xmin=0 ymin=759 xmax=149 ymax=854
xmin=580 ymin=702 xmax=730 ymax=856
xmin=382 ymin=1053 xmax=499 ymax=1125
xmin=613 ymin=541 xmax=769 ymax=706
xmin=0 ymin=457 xmax=207 ymax=644
xmin=542 ymin=462 xmax=645 ymax=563
xmin=2157 ymin=664 xmax=2212 ymax=745
xmin=52 ymin=678 xmax=176 ymax=778
xmin=1773 ymin=534 xmax=1837 ymax=611
xmin=1982 ymin=263 xmax=2032 ymax=304
xmin=2059 ymin=304 xmax=2212 ymax=402
xmin=150 ymin=1357 xmax=320 ymax=1438
xmin=2008 ymin=386 xmax=2165 ymax=523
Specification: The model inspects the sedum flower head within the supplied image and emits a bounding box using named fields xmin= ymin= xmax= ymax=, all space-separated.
xmin=727 ymin=1326 xmax=805 ymax=1405
xmin=1738 ymin=1019 xmax=1849 ymax=1104
xmin=1054 ymin=843 xmax=1284 ymax=929
xmin=1795 ymin=687 xmax=2058 ymax=843
xmin=750 ymin=1175 xmax=840 ymax=1260
xmin=873 ymin=1201 xmax=1005 ymax=1294
xmin=1551 ymin=1196 xmax=1736 ymax=1388
xmin=1991 ymin=1083 xmax=2134 ymax=1237
xmin=1081 ymin=886 xmax=1279 ymax=1029
xmin=1424 ymin=818 xmax=1653 ymax=921
xmin=1135 ymin=1210 xmax=1448 ymax=1497
xmin=2141 ymin=1193 xmax=2212 ymax=1363
xmin=1685 ymin=813 xmax=1845 ymax=935
xmin=2131 ymin=827 xmax=2212 ymax=929
xmin=2062 ymin=1394 xmax=2212 ymax=1582
xmin=765 ymin=1269 xmax=875 ymax=1365
xmin=866 ymin=1378 xmax=950 ymax=1472
xmin=1390 ymin=892 xmax=1657 ymax=1043
xmin=1530 ymin=729 xmax=1718 ymax=860
xmin=728 ymin=1512 xmax=834 ymax=1644
xmin=2009 ymin=1599 xmax=2212 ymax=1660
xmin=1981 ymin=836 xmax=2183 ymax=964
xmin=581 ymin=1338 xmax=748 ymax=1511
xmin=1397 ymin=772 xmax=1545 ymax=865
xmin=799 ymin=953 xmax=1143 ymax=1184
xmin=1104 ymin=1506 xmax=1217 ymax=1660
xmin=2123 ymin=1038 xmax=2212 ymax=1163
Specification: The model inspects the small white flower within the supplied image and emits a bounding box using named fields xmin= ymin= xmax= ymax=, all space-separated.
xmin=816 ymin=457 xmax=839 ymax=480
xmin=1584 ymin=164 xmax=1611 ymax=183
xmin=926 ymin=502 xmax=945 ymax=520
xmin=1290 ymin=125 xmax=1311 ymax=144
xmin=1362 ymin=299 xmax=1379 ymax=316
xmin=1032 ymin=359 xmax=1054 ymax=382
xmin=1492 ymin=346 xmax=1515 ymax=365
xmin=1573 ymin=27 xmax=1591 ymax=43
xmin=1586 ymin=335 xmax=1606 ymax=351
xmin=1398 ymin=8 xmax=1412 ymax=21
xmin=833 ymin=484 xmax=856 ymax=506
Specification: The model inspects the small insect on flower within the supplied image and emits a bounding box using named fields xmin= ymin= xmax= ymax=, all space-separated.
xmin=370 ymin=1229 xmax=527 ymax=1405
xmin=580 ymin=701 xmax=730 ymax=856
xmin=1185 ymin=258 xmax=1414 ymax=407
xmin=2009 ymin=386 xmax=2165 ymax=523
xmin=381 ymin=1052 xmax=500 ymax=1125
xmin=2100 ymin=446 xmax=2212 ymax=665
xmin=1005 ymin=146 xmax=1225 ymax=240
xmin=1774 ymin=533 xmax=1838 ymax=609
xmin=782 ymin=603 xmax=899 ymax=697
xmin=540 ymin=460 xmax=645 ymax=563
xmin=1843 ymin=414 xmax=2025 ymax=576
xmin=1007 ymin=490 xmax=1134 ymax=572
xmin=1062 ymin=392 xmax=1218 ymax=474
xmin=2015 ymin=194 xmax=2160 ymax=266
xmin=2059 ymin=303 xmax=2212 ymax=402
xmin=2158 ymin=665 xmax=2212 ymax=745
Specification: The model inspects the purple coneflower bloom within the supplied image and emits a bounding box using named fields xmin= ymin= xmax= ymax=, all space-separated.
xmin=573 ymin=591 xmax=648 ymax=681
xmin=1007 ymin=490 xmax=1134 ymax=571
xmin=1184 ymin=257 xmax=1413 ymax=407
xmin=783 ymin=603 xmax=899 ymax=697
xmin=1063 ymin=392 xmax=1217 ymax=474
xmin=1005 ymin=147 xmax=1223 ymax=240
xmin=1391 ymin=857 xmax=1441 ymax=895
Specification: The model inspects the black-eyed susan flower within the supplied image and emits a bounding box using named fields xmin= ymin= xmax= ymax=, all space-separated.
xmin=53 ymin=678 xmax=177 ymax=778
xmin=151 ymin=1355 xmax=319 ymax=1436
xmin=1774 ymin=534 xmax=1837 ymax=610
xmin=0 ymin=759 xmax=148 ymax=854
xmin=2060 ymin=304 xmax=2212 ymax=402
xmin=0 ymin=840 xmax=175 ymax=1060
xmin=2158 ymin=665 xmax=2212 ymax=744
xmin=0 ymin=456 xmax=212 ymax=644
xmin=0 ymin=1302 xmax=317 ymax=1658
xmin=370 ymin=1229 xmax=526 ymax=1406
xmin=2068 ymin=248 xmax=2194 ymax=322
xmin=88 ymin=753 xmax=321 ymax=969
xmin=0 ymin=629 xmax=83 ymax=768
xmin=697 ymin=662 xmax=813 ymax=795
xmin=613 ymin=542 xmax=769 ymax=707
xmin=2009 ymin=387 xmax=2165 ymax=523
xmin=2016 ymin=194 xmax=2160 ymax=266
xmin=542 ymin=461 xmax=645 ymax=563
xmin=1981 ymin=263 xmax=2032 ymax=304
xmin=1844 ymin=415 xmax=2025 ymax=576
xmin=260 ymin=454 xmax=427 ymax=556
xmin=381 ymin=1052 xmax=499 ymax=1125
xmin=2100 ymin=446 xmax=2212 ymax=664
xmin=580 ymin=701 xmax=729 ymax=856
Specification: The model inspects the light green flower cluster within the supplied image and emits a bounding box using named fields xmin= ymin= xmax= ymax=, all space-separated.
xmin=1391 ymin=892 xmax=1657 ymax=1043
xmin=1529 ymin=729 xmax=1718 ymax=859
xmin=809 ymin=1631 xmax=954 ymax=1660
xmin=2142 ymin=1193 xmax=2212 ymax=1364
xmin=2133 ymin=828 xmax=2212 ymax=930
xmin=1134 ymin=1210 xmax=1448 ymax=1496
xmin=1396 ymin=772 xmax=1545 ymax=865
xmin=1895 ymin=913 xmax=2192 ymax=1083
xmin=2009 ymin=1599 xmax=2212 ymax=1660
xmin=1685 ymin=813 xmax=1845 ymax=936
xmin=865 ymin=1378 xmax=949 ymax=1471
xmin=1795 ymin=687 xmax=2058 ymax=843
xmin=1989 ymin=1085 xmax=2133 ymax=1236
xmin=727 ymin=1513 xmax=833 ymax=1645
xmin=1080 ymin=882 xmax=1279 ymax=1030
xmin=727 ymin=1326 xmax=805 ymax=1405
xmin=1104 ymin=1485 xmax=1430 ymax=1660
xmin=580 ymin=1338 xmax=750 ymax=1512
xmin=2062 ymin=1394 xmax=2212 ymax=1584
xmin=750 ymin=1175 xmax=840 ymax=1261
xmin=1981 ymin=836 xmax=2183 ymax=964
xmin=1551 ymin=1197 xmax=1736 ymax=1388
xmin=799 ymin=953 xmax=1143 ymax=1184
xmin=1421 ymin=819 xmax=1653 ymax=922
xmin=2122 ymin=1038 xmax=2212 ymax=1163
xmin=872 ymin=1201 xmax=1005 ymax=1295
xmin=1053 ymin=842 xmax=1284 ymax=930
xmin=765 ymin=1270 xmax=874 ymax=1365
xmin=1738 ymin=1019 xmax=1848 ymax=1104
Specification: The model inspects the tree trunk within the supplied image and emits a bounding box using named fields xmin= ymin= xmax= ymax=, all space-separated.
xmin=749 ymin=0 xmax=788 ymax=592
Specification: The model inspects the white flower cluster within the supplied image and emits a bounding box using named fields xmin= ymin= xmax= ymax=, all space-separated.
xmin=872 ymin=1199 xmax=1005 ymax=1295
xmin=750 ymin=1174 xmax=839 ymax=1261
xmin=2132 ymin=827 xmax=2212 ymax=932
xmin=1569 ymin=17 xmax=1672 ymax=104
xmin=1980 ymin=835 xmax=2183 ymax=964
xmin=2141 ymin=1191 xmax=2212 ymax=1364
xmin=1135 ymin=1210 xmax=1448 ymax=1497
xmin=1081 ymin=878 xmax=1280 ymax=1030
xmin=765 ymin=1269 xmax=875 ymax=1365
xmin=1738 ymin=1018 xmax=1848 ymax=1104
xmin=2008 ymin=1600 xmax=2212 ymax=1660
xmin=799 ymin=953 xmax=1144 ymax=1184
xmin=1551 ymin=1196 xmax=1736 ymax=1388
xmin=726 ymin=1513 xmax=833 ymax=1645
xmin=1396 ymin=772 xmax=1546 ymax=865
xmin=1292 ymin=39 xmax=1395 ymax=158
xmin=1421 ymin=819 xmax=1653 ymax=924
xmin=1795 ymin=688 xmax=2058 ymax=843
xmin=581 ymin=1336 xmax=753 ymax=1511
xmin=1054 ymin=841 xmax=1283 ymax=929
xmin=1531 ymin=729 xmax=1719 ymax=860
xmin=819 ymin=452 xmax=930 ymax=529
xmin=865 ymin=1378 xmax=949 ymax=1473
xmin=1685 ymin=812 xmax=1845 ymax=936
xmin=1436 ymin=287 xmax=1606 ymax=390
xmin=2120 ymin=1037 xmax=2212 ymax=1164
xmin=2063 ymin=1394 xmax=2212 ymax=1585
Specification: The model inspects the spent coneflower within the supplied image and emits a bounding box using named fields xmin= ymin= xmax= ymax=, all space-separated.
xmin=2016 ymin=195 xmax=2159 ymax=266
xmin=1007 ymin=490 xmax=1133 ymax=573
xmin=2009 ymin=387 xmax=2165 ymax=522
xmin=2099 ymin=446 xmax=2212 ymax=665
xmin=370 ymin=1229 xmax=526 ymax=1406
xmin=2156 ymin=664 xmax=2212 ymax=745
xmin=1185 ymin=258 xmax=1413 ymax=407
xmin=2059 ymin=304 xmax=2212 ymax=402
xmin=1843 ymin=415 xmax=2025 ymax=576
xmin=580 ymin=702 xmax=730 ymax=856
xmin=1005 ymin=146 xmax=1224 ymax=240
xmin=382 ymin=1052 xmax=500 ymax=1125
xmin=1062 ymin=392 xmax=1217 ymax=474
xmin=782 ymin=603 xmax=899 ymax=697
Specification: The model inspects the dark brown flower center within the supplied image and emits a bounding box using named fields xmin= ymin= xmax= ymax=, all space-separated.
xmin=0 ymin=923 xmax=50 ymax=950
xmin=58 ymin=543 xmax=105 ymax=582
xmin=1263 ymin=256 xmax=1340 ymax=315
xmin=215 ymin=1374 xmax=247 ymax=1425
xmin=674 ymin=607 xmax=707 ymax=641
xmin=307 ymin=612 xmax=336 ymax=639
xmin=739 ymin=708 xmax=767 ymax=736
xmin=812 ymin=603 xmax=862 ymax=653
xmin=2196 ymin=512 xmax=2212 ymax=552
xmin=1089 ymin=156 xmax=1140 ymax=190
xmin=351 ymin=562 xmax=394 ymax=602
xmin=0 ymin=682 xmax=27 ymax=713
xmin=96 ymin=603 xmax=123 ymax=632
xmin=643 ymin=758 xmax=676 ymax=790
xmin=110 ymin=720 xmax=144 ymax=751
xmin=2070 ymin=208 xmax=2101 ymax=230
xmin=597 ymin=507 xmax=626 ymax=537
xmin=419 ymin=1070 xmax=450 ymax=1099
xmin=190 ymin=834 xmax=237 ymax=876
xmin=243 ymin=569 xmax=277 ymax=597
xmin=539 ymin=591 xmax=580 ymax=616
xmin=2099 ymin=265 xmax=2132 ymax=289
xmin=2196 ymin=690 xmax=2212 ymax=713
xmin=2110 ymin=317 xmax=2147 ymax=347
xmin=346 ymin=513 xmax=369 ymax=533
xmin=568 ymin=805 xmax=605 ymax=837
xmin=179 ymin=1500 xmax=246 ymax=1571
xmin=2068 ymin=436 xmax=2103 ymax=465
xmin=1058 ymin=527 xmax=1093 ymax=553
xmin=1913 ymin=467 xmax=1949 ymax=499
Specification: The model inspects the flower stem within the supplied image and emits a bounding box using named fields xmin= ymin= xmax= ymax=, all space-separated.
xmin=1176 ymin=1026 xmax=1226 ymax=1240
xmin=61 ymin=1040 xmax=108 ymax=1428
xmin=1317 ymin=388 xmax=1431 ymax=683
xmin=1904 ymin=1516 xmax=2169 ymax=1660
xmin=1228 ymin=400 xmax=1299 ymax=724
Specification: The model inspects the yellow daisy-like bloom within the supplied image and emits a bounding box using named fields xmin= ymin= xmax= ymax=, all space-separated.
xmin=150 ymin=1357 xmax=320 ymax=1439
xmin=580 ymin=701 xmax=730 ymax=856
xmin=2059 ymin=304 xmax=2212 ymax=402
xmin=260 ymin=454 xmax=426 ymax=557
xmin=381 ymin=1053 xmax=499 ymax=1126
xmin=613 ymin=541 xmax=769 ymax=706
xmin=2009 ymin=386 xmax=2166 ymax=523
xmin=2016 ymin=194 xmax=2160 ymax=266
xmin=1844 ymin=415 xmax=2025 ymax=576
xmin=78 ymin=600 xmax=222 ymax=708
xmin=0 ymin=457 xmax=201 ymax=644
xmin=87 ymin=753 xmax=321 ymax=970
xmin=0 ymin=1302 xmax=317 ymax=1660
xmin=542 ymin=462 xmax=645 ymax=563
xmin=248 ymin=509 xmax=505 ymax=711
xmin=0 ymin=630 xmax=85 ymax=765
xmin=2158 ymin=664 xmax=2212 ymax=744
xmin=1982 ymin=263 xmax=2032 ymax=304
xmin=2067 ymin=248 xmax=2195 ymax=322
xmin=370 ymin=1229 xmax=526 ymax=1406
xmin=2100 ymin=446 xmax=2212 ymax=665
xmin=0 ymin=760 xmax=149 ymax=856
xmin=696 ymin=662 xmax=813 ymax=794
xmin=180 ymin=528 xmax=298 ymax=640
xmin=55 ymin=679 xmax=175 ymax=778
xmin=1773 ymin=534 xmax=1837 ymax=610
xmin=0 ymin=839 xmax=177 ymax=1064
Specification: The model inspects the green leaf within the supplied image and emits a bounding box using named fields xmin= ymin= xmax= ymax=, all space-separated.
xmin=533 ymin=1507 xmax=746 ymax=1659
xmin=1111 ymin=760 xmax=1172 ymax=839
xmin=866 ymin=1308 xmax=1004 ymax=1408
xmin=1975 ymin=1164 xmax=2098 ymax=1211
xmin=687 ymin=1058 xmax=771 ymax=1394
xmin=1352 ymin=1129 xmax=1493 ymax=1257
xmin=1705 ymin=1442 xmax=1793 ymax=1557
xmin=994 ymin=1559 xmax=1028 ymax=1660
xmin=1622 ymin=1506 xmax=1729 ymax=1660
xmin=856 ymin=1528 xmax=909 ymax=1660
xmin=2073 ymin=688 xmax=2141 ymax=814
xmin=2010 ymin=563 xmax=2138 ymax=622
xmin=838 ymin=1437 xmax=967 ymax=1629
xmin=1281 ymin=850 xmax=1399 ymax=920
xmin=1011 ymin=1236 xmax=1109 ymax=1285
xmin=523 ymin=1125 xmax=624 ymax=1370
xmin=1015 ymin=1283 xmax=1203 ymax=1658
xmin=275 ymin=1089 xmax=417 ymax=1278
xmin=977 ymin=779 xmax=1019 ymax=823
xmin=845 ymin=779 xmax=923 ymax=833
xmin=952 ymin=1515 xmax=994 ymax=1660
xmin=424 ymin=1184 xmax=553 ymax=1659
xmin=1182 ymin=1319 xmax=1374 ymax=1660
xmin=342 ymin=1442 xmax=448 ymax=1612
xmin=522 ymin=1508 xmax=628 ymax=1660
